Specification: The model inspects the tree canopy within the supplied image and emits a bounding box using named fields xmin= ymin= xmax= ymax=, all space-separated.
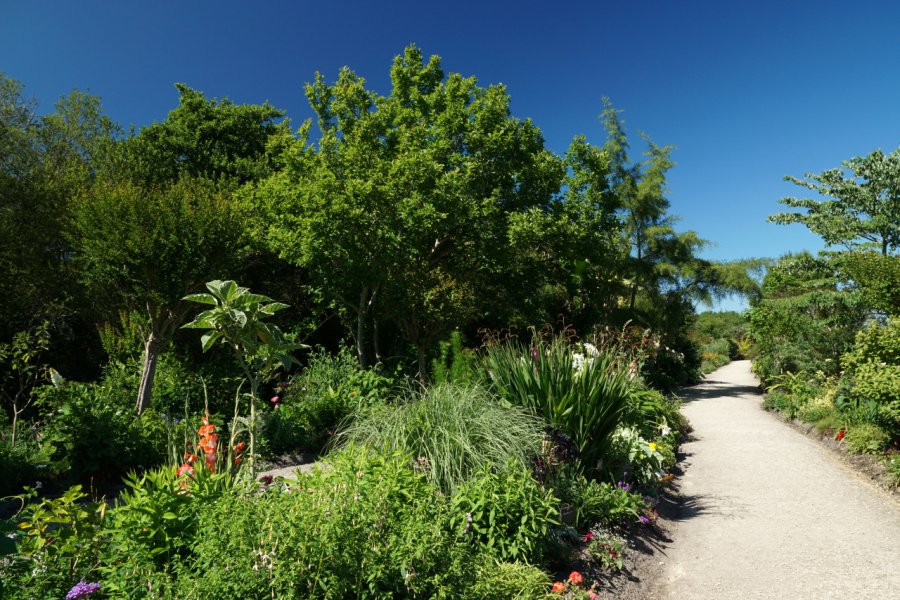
xmin=769 ymin=146 xmax=900 ymax=256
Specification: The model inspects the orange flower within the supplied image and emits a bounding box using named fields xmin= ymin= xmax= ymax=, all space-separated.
xmin=183 ymin=453 xmax=197 ymax=464
xmin=551 ymin=581 xmax=566 ymax=593
xmin=233 ymin=441 xmax=246 ymax=455
xmin=205 ymin=452 xmax=217 ymax=471
xmin=176 ymin=463 xmax=194 ymax=478
xmin=198 ymin=423 xmax=216 ymax=437
xmin=568 ymin=571 xmax=584 ymax=585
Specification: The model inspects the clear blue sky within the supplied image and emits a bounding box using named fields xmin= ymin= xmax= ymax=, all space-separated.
xmin=4 ymin=0 xmax=899 ymax=311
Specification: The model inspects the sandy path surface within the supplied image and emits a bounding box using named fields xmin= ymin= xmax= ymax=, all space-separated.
xmin=652 ymin=360 xmax=900 ymax=599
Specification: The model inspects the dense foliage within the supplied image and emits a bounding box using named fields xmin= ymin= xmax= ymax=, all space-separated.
xmin=0 ymin=46 xmax=749 ymax=597
xmin=752 ymin=145 xmax=900 ymax=483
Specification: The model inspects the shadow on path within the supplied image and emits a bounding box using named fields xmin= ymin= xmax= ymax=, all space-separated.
xmin=677 ymin=381 xmax=762 ymax=403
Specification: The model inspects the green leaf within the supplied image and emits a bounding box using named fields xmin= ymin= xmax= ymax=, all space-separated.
xmin=200 ymin=331 xmax=222 ymax=352
xmin=182 ymin=293 xmax=218 ymax=305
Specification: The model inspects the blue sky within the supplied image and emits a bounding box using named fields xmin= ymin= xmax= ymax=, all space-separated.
xmin=3 ymin=0 xmax=899 ymax=311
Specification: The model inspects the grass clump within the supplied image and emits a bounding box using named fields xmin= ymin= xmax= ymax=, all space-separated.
xmin=334 ymin=382 xmax=543 ymax=494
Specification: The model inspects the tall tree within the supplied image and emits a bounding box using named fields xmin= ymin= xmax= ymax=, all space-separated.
xmin=72 ymin=84 xmax=283 ymax=415
xmin=769 ymin=146 xmax=900 ymax=256
xmin=70 ymin=178 xmax=245 ymax=414
xmin=251 ymin=46 xmax=561 ymax=379
xmin=0 ymin=74 xmax=118 ymax=349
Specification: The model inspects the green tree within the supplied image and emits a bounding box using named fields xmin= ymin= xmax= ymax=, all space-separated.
xmin=0 ymin=75 xmax=118 ymax=344
xmin=747 ymin=252 xmax=865 ymax=384
xmin=70 ymin=178 xmax=245 ymax=415
xmin=251 ymin=46 xmax=561 ymax=379
xmin=769 ymin=146 xmax=900 ymax=256
xmin=119 ymin=83 xmax=286 ymax=187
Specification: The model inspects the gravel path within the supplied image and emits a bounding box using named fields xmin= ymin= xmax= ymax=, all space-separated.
xmin=651 ymin=360 xmax=900 ymax=599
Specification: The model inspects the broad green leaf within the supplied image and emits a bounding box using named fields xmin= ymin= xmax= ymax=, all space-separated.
xmin=200 ymin=331 xmax=222 ymax=352
xmin=182 ymin=293 xmax=218 ymax=305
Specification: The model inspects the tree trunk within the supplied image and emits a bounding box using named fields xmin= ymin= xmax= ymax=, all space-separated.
xmin=356 ymin=287 xmax=369 ymax=369
xmin=373 ymin=318 xmax=383 ymax=368
xmin=136 ymin=334 xmax=161 ymax=416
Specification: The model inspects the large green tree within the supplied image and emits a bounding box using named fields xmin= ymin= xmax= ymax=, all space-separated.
xmin=70 ymin=178 xmax=245 ymax=415
xmin=251 ymin=46 xmax=561 ymax=379
xmin=72 ymin=85 xmax=283 ymax=415
xmin=769 ymin=146 xmax=900 ymax=256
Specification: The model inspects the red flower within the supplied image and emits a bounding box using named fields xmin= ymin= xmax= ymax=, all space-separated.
xmin=176 ymin=463 xmax=194 ymax=478
xmin=568 ymin=571 xmax=584 ymax=586
xmin=836 ymin=428 xmax=846 ymax=441
xmin=583 ymin=531 xmax=594 ymax=543
xmin=233 ymin=441 xmax=246 ymax=455
xmin=551 ymin=582 xmax=566 ymax=593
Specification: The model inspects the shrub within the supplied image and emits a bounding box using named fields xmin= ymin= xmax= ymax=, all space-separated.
xmin=554 ymin=474 xmax=646 ymax=530
xmin=431 ymin=330 xmax=480 ymax=385
xmin=265 ymin=346 xmax=393 ymax=454
xmin=449 ymin=460 xmax=559 ymax=564
xmin=699 ymin=338 xmax=732 ymax=375
xmin=843 ymin=423 xmax=890 ymax=455
xmin=180 ymin=448 xmax=477 ymax=598
xmin=2 ymin=485 xmax=105 ymax=598
xmin=37 ymin=382 xmax=171 ymax=482
xmin=0 ymin=430 xmax=55 ymax=496
xmin=604 ymin=426 xmax=665 ymax=486
xmin=886 ymin=455 xmax=900 ymax=488
xmin=620 ymin=387 xmax=688 ymax=441
xmin=482 ymin=336 xmax=633 ymax=476
xmin=335 ymin=382 xmax=543 ymax=494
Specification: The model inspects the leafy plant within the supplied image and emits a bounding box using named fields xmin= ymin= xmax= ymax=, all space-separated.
xmin=0 ymin=321 xmax=50 ymax=447
xmin=4 ymin=485 xmax=105 ymax=598
xmin=335 ymin=382 xmax=543 ymax=494
xmin=554 ymin=474 xmax=647 ymax=530
xmin=431 ymin=330 xmax=479 ymax=385
xmin=605 ymin=426 xmax=665 ymax=486
xmin=586 ymin=527 xmax=627 ymax=572
xmin=482 ymin=335 xmax=633 ymax=476
xmin=472 ymin=561 xmax=553 ymax=599
xmin=181 ymin=447 xmax=477 ymax=598
xmin=266 ymin=346 xmax=393 ymax=454
xmin=183 ymin=279 xmax=306 ymax=473
xmin=449 ymin=460 xmax=559 ymax=564
xmin=843 ymin=423 xmax=890 ymax=455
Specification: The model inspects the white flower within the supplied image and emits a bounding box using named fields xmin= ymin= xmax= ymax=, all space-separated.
xmin=573 ymin=352 xmax=585 ymax=374
xmin=583 ymin=342 xmax=599 ymax=357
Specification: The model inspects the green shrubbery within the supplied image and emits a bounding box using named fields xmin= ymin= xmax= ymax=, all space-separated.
xmin=2 ymin=332 xmax=683 ymax=598
xmin=265 ymin=346 xmax=394 ymax=454
xmin=483 ymin=336 xmax=633 ymax=477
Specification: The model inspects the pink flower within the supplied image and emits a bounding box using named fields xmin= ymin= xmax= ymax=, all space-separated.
xmin=583 ymin=531 xmax=594 ymax=543
xmin=270 ymin=395 xmax=280 ymax=404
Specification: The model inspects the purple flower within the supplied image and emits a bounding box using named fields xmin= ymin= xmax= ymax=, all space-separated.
xmin=639 ymin=515 xmax=650 ymax=524
xmin=66 ymin=581 xmax=101 ymax=599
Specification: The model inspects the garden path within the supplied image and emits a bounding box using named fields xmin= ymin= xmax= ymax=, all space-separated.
xmin=651 ymin=360 xmax=900 ymax=599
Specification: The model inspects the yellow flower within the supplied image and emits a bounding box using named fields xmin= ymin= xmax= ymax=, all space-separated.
xmin=648 ymin=442 xmax=657 ymax=452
